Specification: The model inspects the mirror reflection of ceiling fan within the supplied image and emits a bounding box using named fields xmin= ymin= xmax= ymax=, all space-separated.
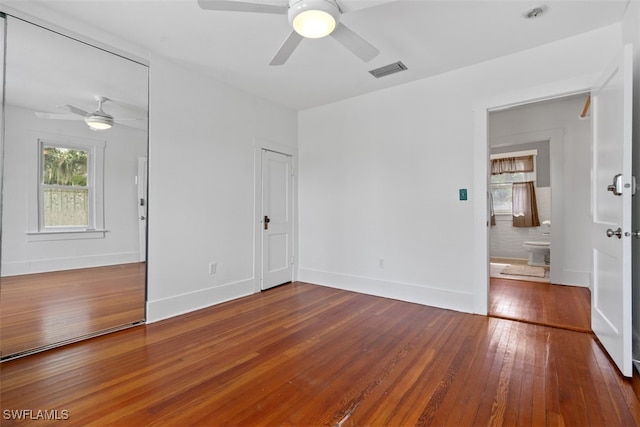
xmin=34 ymin=96 xmax=142 ymax=131
xmin=198 ymin=0 xmax=384 ymax=65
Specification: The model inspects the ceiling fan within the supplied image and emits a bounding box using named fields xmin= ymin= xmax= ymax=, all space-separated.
xmin=34 ymin=96 xmax=141 ymax=131
xmin=198 ymin=0 xmax=383 ymax=65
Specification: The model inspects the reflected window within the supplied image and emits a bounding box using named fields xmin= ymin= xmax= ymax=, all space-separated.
xmin=42 ymin=146 xmax=89 ymax=227
xmin=38 ymin=139 xmax=105 ymax=232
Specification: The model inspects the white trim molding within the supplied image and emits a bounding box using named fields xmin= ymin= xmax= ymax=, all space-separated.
xmin=299 ymin=268 xmax=476 ymax=314
xmin=146 ymin=278 xmax=254 ymax=323
xmin=1 ymin=252 xmax=140 ymax=276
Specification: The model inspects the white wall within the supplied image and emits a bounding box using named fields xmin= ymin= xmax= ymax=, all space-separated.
xmin=621 ymin=0 xmax=640 ymax=374
xmin=298 ymin=24 xmax=622 ymax=314
xmin=489 ymin=95 xmax=592 ymax=286
xmin=145 ymin=54 xmax=297 ymax=322
xmin=1 ymin=104 xmax=146 ymax=275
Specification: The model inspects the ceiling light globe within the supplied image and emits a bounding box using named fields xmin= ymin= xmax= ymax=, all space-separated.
xmin=289 ymin=0 xmax=340 ymax=38
xmin=292 ymin=10 xmax=335 ymax=38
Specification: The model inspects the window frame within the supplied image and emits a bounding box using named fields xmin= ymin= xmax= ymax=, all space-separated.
xmin=490 ymin=149 xmax=537 ymax=216
xmin=28 ymin=137 xmax=106 ymax=241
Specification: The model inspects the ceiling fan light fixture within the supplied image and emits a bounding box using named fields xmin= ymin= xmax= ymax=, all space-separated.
xmin=84 ymin=114 xmax=113 ymax=131
xmin=84 ymin=97 xmax=114 ymax=130
xmin=289 ymin=0 xmax=340 ymax=38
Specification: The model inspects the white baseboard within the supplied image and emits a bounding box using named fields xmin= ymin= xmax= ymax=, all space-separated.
xmin=1 ymin=252 xmax=141 ymax=276
xmin=298 ymin=268 xmax=475 ymax=314
xmin=146 ymin=278 xmax=255 ymax=323
xmin=555 ymin=268 xmax=590 ymax=287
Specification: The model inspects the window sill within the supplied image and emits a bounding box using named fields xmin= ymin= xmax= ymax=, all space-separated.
xmin=27 ymin=229 xmax=107 ymax=242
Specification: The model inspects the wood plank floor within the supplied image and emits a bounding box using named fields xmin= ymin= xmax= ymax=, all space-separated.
xmin=0 ymin=263 xmax=146 ymax=358
xmin=489 ymin=277 xmax=592 ymax=332
xmin=1 ymin=282 xmax=637 ymax=426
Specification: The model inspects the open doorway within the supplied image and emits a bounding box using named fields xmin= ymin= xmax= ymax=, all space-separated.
xmin=486 ymin=93 xmax=592 ymax=331
xmin=474 ymin=47 xmax=634 ymax=377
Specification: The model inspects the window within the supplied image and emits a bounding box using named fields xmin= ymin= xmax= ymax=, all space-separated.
xmin=490 ymin=150 xmax=537 ymax=215
xmin=41 ymin=145 xmax=90 ymax=228
xmin=31 ymin=138 xmax=105 ymax=239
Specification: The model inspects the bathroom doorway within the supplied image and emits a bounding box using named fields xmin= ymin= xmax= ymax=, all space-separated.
xmin=487 ymin=93 xmax=592 ymax=328
xmin=489 ymin=142 xmax=552 ymax=284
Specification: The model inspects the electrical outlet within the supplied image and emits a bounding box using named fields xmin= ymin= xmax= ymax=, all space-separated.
xmin=209 ymin=262 xmax=217 ymax=275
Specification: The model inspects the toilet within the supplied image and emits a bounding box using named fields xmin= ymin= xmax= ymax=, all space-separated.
xmin=523 ymin=241 xmax=550 ymax=266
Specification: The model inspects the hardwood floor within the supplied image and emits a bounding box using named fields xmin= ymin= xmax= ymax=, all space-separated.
xmin=1 ymin=282 xmax=637 ymax=426
xmin=0 ymin=263 xmax=146 ymax=358
xmin=489 ymin=277 xmax=592 ymax=332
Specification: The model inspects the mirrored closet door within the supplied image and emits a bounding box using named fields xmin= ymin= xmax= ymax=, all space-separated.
xmin=0 ymin=16 xmax=148 ymax=359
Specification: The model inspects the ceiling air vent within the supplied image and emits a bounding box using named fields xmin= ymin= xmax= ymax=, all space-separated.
xmin=368 ymin=61 xmax=408 ymax=78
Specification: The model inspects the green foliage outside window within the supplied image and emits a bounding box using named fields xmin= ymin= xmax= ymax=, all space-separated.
xmin=42 ymin=146 xmax=89 ymax=228
xmin=43 ymin=147 xmax=88 ymax=186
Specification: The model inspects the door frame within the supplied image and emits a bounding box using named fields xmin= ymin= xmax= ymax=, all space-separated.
xmin=253 ymin=138 xmax=298 ymax=293
xmin=472 ymin=74 xmax=597 ymax=314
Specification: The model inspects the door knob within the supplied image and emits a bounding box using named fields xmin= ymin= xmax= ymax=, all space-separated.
xmin=632 ymin=230 xmax=640 ymax=239
xmin=140 ymin=216 xmax=146 ymax=220
xmin=264 ymin=215 xmax=270 ymax=230
xmin=606 ymin=227 xmax=622 ymax=239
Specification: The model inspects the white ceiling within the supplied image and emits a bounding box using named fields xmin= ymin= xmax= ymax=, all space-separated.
xmin=3 ymin=0 xmax=630 ymax=111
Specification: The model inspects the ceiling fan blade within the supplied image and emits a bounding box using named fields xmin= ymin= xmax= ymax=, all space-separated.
xmin=35 ymin=112 xmax=83 ymax=120
xmin=112 ymin=121 xmax=147 ymax=131
xmin=198 ymin=0 xmax=287 ymax=14
xmin=58 ymin=104 xmax=90 ymax=117
xmin=269 ymin=31 xmax=304 ymax=66
xmin=113 ymin=117 xmax=143 ymax=121
xmin=331 ymin=23 xmax=379 ymax=62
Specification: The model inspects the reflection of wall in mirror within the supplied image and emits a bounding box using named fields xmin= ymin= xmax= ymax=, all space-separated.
xmin=1 ymin=104 xmax=147 ymax=276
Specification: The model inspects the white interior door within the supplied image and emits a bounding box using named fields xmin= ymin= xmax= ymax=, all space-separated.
xmin=261 ymin=149 xmax=293 ymax=290
xmin=137 ymin=157 xmax=147 ymax=262
xmin=590 ymin=44 xmax=633 ymax=377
